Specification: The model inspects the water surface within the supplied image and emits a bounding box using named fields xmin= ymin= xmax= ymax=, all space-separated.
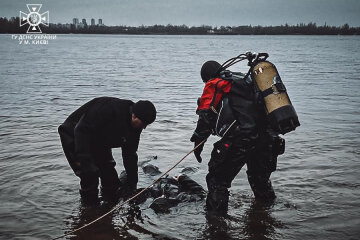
xmin=0 ymin=34 xmax=359 ymax=240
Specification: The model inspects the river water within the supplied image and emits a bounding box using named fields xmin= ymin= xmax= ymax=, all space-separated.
xmin=0 ymin=34 xmax=359 ymax=240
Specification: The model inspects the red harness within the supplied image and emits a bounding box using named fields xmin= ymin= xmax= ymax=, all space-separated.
xmin=197 ymin=78 xmax=232 ymax=111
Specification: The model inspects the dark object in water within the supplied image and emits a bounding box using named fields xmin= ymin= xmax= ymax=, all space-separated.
xmin=181 ymin=167 xmax=197 ymax=174
xmin=149 ymin=196 xmax=180 ymax=213
xmin=129 ymin=188 xmax=151 ymax=205
xmin=142 ymin=164 xmax=161 ymax=176
xmin=118 ymin=170 xmax=205 ymax=213
xmin=148 ymin=174 xmax=206 ymax=213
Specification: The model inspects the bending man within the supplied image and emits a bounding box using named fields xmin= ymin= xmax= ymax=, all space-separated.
xmin=58 ymin=97 xmax=156 ymax=202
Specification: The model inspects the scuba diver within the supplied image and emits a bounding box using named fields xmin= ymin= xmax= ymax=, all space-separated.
xmin=58 ymin=97 xmax=157 ymax=203
xmin=190 ymin=52 xmax=299 ymax=213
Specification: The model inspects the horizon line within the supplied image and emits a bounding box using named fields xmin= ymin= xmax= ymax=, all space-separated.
xmin=1 ymin=16 xmax=359 ymax=28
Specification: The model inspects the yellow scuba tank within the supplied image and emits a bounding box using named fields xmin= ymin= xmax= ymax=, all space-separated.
xmin=252 ymin=61 xmax=300 ymax=134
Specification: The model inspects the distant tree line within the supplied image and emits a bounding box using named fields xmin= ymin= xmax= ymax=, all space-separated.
xmin=1 ymin=17 xmax=359 ymax=35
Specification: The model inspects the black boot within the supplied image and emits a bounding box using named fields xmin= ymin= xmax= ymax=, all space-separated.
xmin=206 ymin=188 xmax=229 ymax=214
xmin=100 ymin=185 xmax=121 ymax=202
xmin=247 ymin=174 xmax=276 ymax=203
xmin=79 ymin=188 xmax=99 ymax=205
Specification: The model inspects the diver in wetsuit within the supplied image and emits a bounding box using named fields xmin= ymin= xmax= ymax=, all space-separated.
xmin=190 ymin=61 xmax=285 ymax=213
xmin=58 ymin=97 xmax=156 ymax=202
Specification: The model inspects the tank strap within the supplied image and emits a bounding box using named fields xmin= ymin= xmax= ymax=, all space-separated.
xmin=261 ymin=82 xmax=286 ymax=98
xmin=209 ymin=79 xmax=228 ymax=107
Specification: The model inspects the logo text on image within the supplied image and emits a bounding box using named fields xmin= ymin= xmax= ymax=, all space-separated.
xmin=20 ymin=4 xmax=49 ymax=33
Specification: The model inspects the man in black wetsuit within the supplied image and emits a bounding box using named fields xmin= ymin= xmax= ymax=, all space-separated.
xmin=58 ymin=97 xmax=156 ymax=202
xmin=190 ymin=61 xmax=285 ymax=213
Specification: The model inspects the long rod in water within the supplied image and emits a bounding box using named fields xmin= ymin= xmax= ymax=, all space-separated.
xmin=52 ymin=140 xmax=206 ymax=240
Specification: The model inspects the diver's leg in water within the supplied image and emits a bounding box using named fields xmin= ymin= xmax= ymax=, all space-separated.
xmin=78 ymin=148 xmax=106 ymax=203
xmin=206 ymin=136 xmax=247 ymax=213
xmin=59 ymin=123 xmax=99 ymax=203
xmin=246 ymin=134 xmax=276 ymax=202
xmin=79 ymin=166 xmax=99 ymax=203
xmin=87 ymin=147 xmax=120 ymax=200
xmin=96 ymin=149 xmax=121 ymax=200
xmin=58 ymin=123 xmax=81 ymax=174
xmin=99 ymin=162 xmax=120 ymax=197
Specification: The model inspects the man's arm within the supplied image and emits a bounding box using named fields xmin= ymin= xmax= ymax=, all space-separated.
xmin=122 ymin=133 xmax=140 ymax=187
xmin=190 ymin=111 xmax=214 ymax=163
xmin=191 ymin=110 xmax=214 ymax=141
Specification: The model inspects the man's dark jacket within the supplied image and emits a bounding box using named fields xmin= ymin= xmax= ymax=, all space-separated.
xmin=60 ymin=97 xmax=141 ymax=185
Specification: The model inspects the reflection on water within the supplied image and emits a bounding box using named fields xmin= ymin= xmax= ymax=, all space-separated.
xmin=242 ymin=201 xmax=284 ymax=240
xmin=201 ymin=200 xmax=284 ymax=240
xmin=66 ymin=201 xmax=143 ymax=240
xmin=202 ymin=214 xmax=232 ymax=240
xmin=66 ymin=199 xmax=285 ymax=240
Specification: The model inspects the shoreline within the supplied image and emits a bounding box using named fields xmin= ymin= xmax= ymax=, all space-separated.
xmin=2 ymin=31 xmax=360 ymax=36
xmin=1 ymin=18 xmax=359 ymax=35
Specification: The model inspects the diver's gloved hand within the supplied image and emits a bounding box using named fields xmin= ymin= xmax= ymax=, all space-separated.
xmin=190 ymin=133 xmax=205 ymax=163
xmin=194 ymin=141 xmax=204 ymax=163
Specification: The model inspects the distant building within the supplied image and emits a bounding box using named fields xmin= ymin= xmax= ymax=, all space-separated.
xmin=73 ymin=18 xmax=79 ymax=25
xmin=72 ymin=18 xmax=80 ymax=29
xmin=71 ymin=17 xmax=102 ymax=29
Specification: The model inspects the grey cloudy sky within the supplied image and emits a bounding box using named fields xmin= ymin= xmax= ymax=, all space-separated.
xmin=1 ymin=0 xmax=359 ymax=27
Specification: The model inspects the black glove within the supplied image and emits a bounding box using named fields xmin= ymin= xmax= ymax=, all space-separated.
xmin=190 ymin=133 xmax=205 ymax=163
xmin=193 ymin=141 xmax=204 ymax=163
